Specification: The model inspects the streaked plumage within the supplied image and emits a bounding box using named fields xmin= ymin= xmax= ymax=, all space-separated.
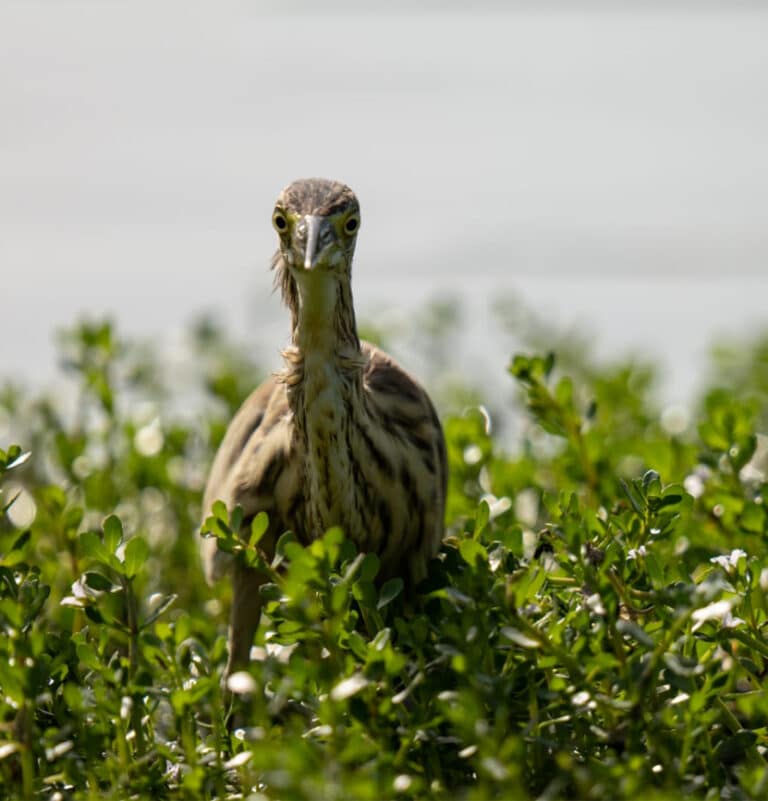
xmin=202 ymin=178 xmax=447 ymax=673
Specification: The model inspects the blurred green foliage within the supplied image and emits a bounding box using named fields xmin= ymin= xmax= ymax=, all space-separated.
xmin=1 ymin=308 xmax=767 ymax=800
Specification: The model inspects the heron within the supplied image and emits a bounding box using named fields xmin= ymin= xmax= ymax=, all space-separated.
xmin=202 ymin=178 xmax=447 ymax=675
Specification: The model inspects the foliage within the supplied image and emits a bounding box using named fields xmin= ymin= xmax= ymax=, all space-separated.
xmin=1 ymin=313 xmax=768 ymax=800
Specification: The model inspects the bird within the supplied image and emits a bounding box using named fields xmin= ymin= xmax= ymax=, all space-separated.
xmin=201 ymin=178 xmax=447 ymax=676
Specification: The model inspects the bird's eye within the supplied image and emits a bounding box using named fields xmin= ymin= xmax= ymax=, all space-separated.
xmin=273 ymin=211 xmax=288 ymax=232
xmin=344 ymin=215 xmax=359 ymax=235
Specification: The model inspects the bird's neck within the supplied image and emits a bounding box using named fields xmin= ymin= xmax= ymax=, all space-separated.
xmin=282 ymin=271 xmax=368 ymax=534
xmin=285 ymin=271 xmax=362 ymax=372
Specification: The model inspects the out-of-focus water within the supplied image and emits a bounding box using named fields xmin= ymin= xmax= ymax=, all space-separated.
xmin=2 ymin=3 xmax=767 ymax=409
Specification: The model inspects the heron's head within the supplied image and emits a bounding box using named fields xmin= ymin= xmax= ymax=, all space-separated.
xmin=272 ymin=178 xmax=360 ymax=279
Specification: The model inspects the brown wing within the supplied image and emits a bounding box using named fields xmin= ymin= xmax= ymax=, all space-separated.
xmin=200 ymin=374 xmax=295 ymax=583
xmin=362 ymin=342 xmax=448 ymax=582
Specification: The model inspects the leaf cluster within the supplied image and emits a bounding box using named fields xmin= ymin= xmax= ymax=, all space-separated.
xmin=1 ymin=315 xmax=768 ymax=800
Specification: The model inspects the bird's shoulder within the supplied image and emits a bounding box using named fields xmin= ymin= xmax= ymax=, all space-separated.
xmin=361 ymin=341 xmax=448 ymax=501
xmin=363 ymin=342 xmax=430 ymax=405
xmin=361 ymin=342 xmax=442 ymax=430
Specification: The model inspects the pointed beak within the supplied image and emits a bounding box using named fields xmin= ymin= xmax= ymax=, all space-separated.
xmin=302 ymin=215 xmax=323 ymax=270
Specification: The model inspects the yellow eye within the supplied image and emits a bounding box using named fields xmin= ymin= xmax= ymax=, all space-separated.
xmin=273 ymin=211 xmax=288 ymax=232
xmin=344 ymin=215 xmax=360 ymax=235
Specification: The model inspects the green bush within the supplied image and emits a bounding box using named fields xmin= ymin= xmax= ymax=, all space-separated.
xmin=1 ymin=313 xmax=767 ymax=800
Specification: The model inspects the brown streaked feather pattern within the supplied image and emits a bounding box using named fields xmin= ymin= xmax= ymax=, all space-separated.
xmin=202 ymin=178 xmax=447 ymax=675
xmin=203 ymin=343 xmax=446 ymax=581
xmin=277 ymin=177 xmax=358 ymax=218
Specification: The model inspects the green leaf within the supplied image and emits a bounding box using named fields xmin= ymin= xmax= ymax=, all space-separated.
xmin=249 ymin=511 xmax=269 ymax=547
xmin=230 ymin=505 xmax=244 ymax=533
xmin=509 ymin=354 xmax=533 ymax=381
xmin=0 ymin=597 xmax=22 ymax=628
xmin=346 ymin=631 xmax=368 ymax=660
xmin=642 ymin=469 xmax=660 ymax=490
xmin=473 ymin=500 xmax=490 ymax=540
xmin=353 ymin=580 xmax=377 ymax=608
xmin=103 ymin=515 xmax=123 ymax=553
xmin=554 ymin=376 xmax=573 ymax=407
xmin=615 ymin=619 xmax=654 ymax=649
xmin=501 ymin=627 xmax=540 ymax=648
xmin=645 ymin=553 xmax=665 ymax=589
xmin=731 ymin=434 xmax=757 ymax=471
xmin=10 ymin=530 xmax=31 ymax=553
xmin=620 ymin=480 xmax=645 ymax=516
xmin=63 ymin=505 xmax=84 ymax=532
xmin=6 ymin=450 xmax=31 ymax=471
xmin=699 ymin=421 xmax=729 ymax=451
xmin=377 ymin=578 xmax=404 ymax=610
xmin=212 ymin=500 xmax=228 ymax=522
xmin=124 ymin=536 xmax=149 ymax=579
xmin=142 ymin=593 xmax=177 ymax=628
xmin=459 ymin=537 xmax=487 ymax=567
xmin=741 ymin=502 xmax=766 ymax=534
xmin=514 ymin=566 xmax=546 ymax=608
xmin=84 ymin=605 xmax=105 ymax=625
xmin=358 ymin=552 xmax=380 ymax=583
xmin=83 ymin=571 xmax=115 ymax=592
xmin=498 ymin=524 xmax=524 ymax=558
xmin=657 ymin=493 xmax=682 ymax=509
xmin=259 ymin=583 xmax=282 ymax=602
xmin=275 ymin=531 xmax=296 ymax=556
xmin=202 ymin=514 xmax=231 ymax=541
xmin=0 ymin=659 xmax=24 ymax=705
xmin=341 ymin=552 xmax=366 ymax=584
xmin=78 ymin=530 xmax=112 ymax=565
xmin=76 ymin=642 xmax=102 ymax=671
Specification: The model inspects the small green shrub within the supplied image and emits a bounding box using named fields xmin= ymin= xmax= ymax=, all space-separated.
xmin=1 ymin=313 xmax=767 ymax=800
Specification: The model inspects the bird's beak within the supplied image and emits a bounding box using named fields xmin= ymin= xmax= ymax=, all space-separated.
xmin=302 ymin=215 xmax=323 ymax=271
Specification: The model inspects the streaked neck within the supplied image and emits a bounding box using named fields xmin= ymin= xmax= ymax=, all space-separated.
xmin=287 ymin=271 xmax=367 ymax=534
xmin=291 ymin=271 xmax=361 ymax=362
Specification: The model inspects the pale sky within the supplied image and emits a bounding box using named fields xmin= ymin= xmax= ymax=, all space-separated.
xmin=2 ymin=2 xmax=767 ymax=404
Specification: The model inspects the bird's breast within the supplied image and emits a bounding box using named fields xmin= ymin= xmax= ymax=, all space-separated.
xmin=295 ymin=371 xmax=363 ymax=529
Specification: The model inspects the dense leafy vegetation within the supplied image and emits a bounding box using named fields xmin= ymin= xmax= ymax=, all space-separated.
xmin=1 ymin=309 xmax=767 ymax=800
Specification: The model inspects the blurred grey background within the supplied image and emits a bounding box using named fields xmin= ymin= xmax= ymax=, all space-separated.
xmin=2 ymin=1 xmax=767 ymax=406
